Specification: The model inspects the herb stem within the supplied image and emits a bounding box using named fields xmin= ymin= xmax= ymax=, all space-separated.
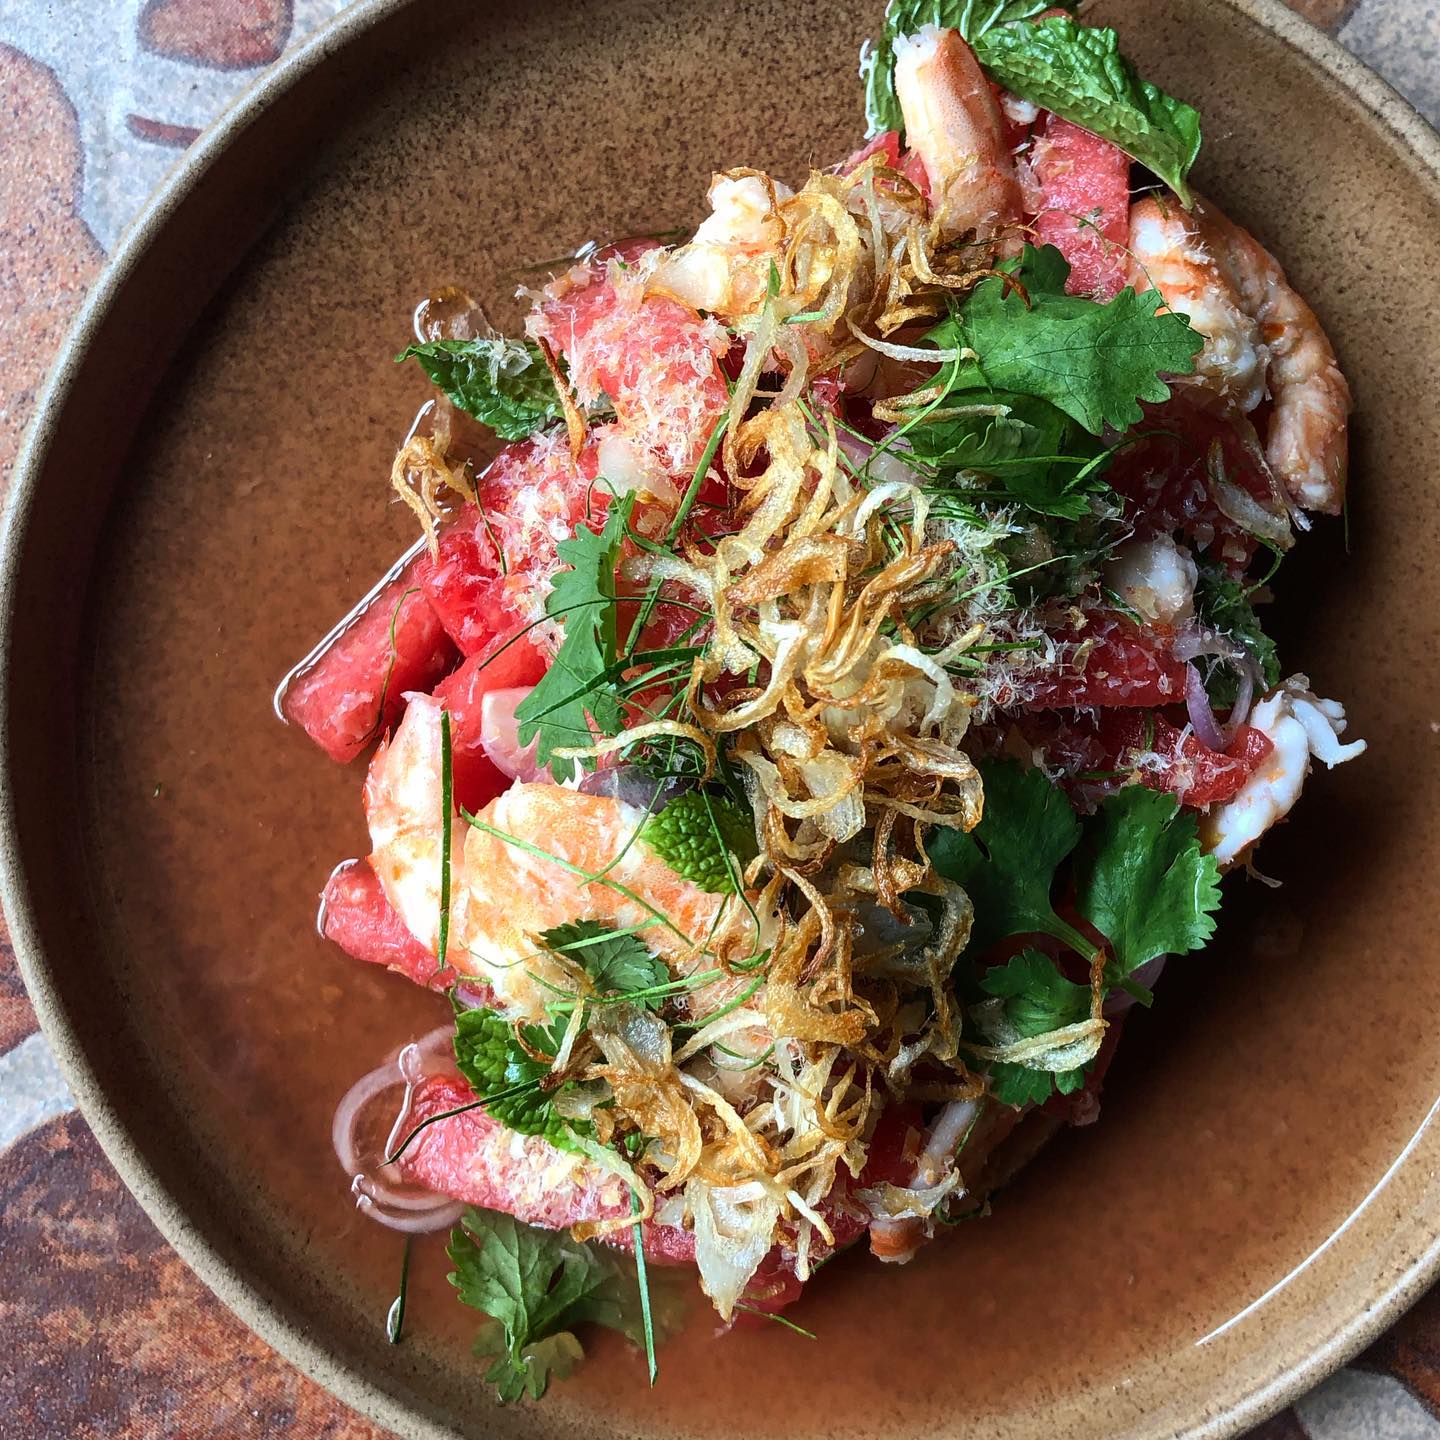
xmin=629 ymin=1187 xmax=658 ymax=1385
xmin=386 ymin=1236 xmax=412 ymax=1344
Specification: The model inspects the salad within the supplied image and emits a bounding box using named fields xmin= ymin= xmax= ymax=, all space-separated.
xmin=279 ymin=0 xmax=1365 ymax=1403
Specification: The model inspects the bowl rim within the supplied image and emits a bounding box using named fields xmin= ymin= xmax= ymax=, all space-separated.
xmin=4 ymin=2 xmax=1440 ymax=1435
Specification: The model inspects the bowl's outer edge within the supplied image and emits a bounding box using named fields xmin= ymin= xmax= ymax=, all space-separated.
xmin=2 ymin=2 xmax=1439 ymax=1437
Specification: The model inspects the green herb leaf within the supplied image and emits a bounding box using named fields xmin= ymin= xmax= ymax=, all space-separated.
xmin=640 ymin=791 xmax=758 ymax=894
xmin=451 ymin=1002 xmax=585 ymax=1152
xmin=860 ymin=0 xmax=1081 ymax=137
xmin=977 ymin=949 xmax=1092 ymax=1105
xmin=397 ymin=337 xmax=562 ymax=441
xmin=448 ymin=1209 xmax=635 ymax=1404
xmin=930 ymin=759 xmax=1088 ymax=957
xmin=515 ymin=495 xmax=634 ymax=780
xmin=1073 ymin=785 xmax=1222 ymax=982
xmin=539 ymin=919 xmax=669 ymax=1004
xmin=972 ymin=17 xmax=1202 ymax=204
xmin=906 ymin=389 xmax=1107 ymax=518
xmin=924 ymin=244 xmax=1201 ymax=438
xmin=1195 ymin=562 xmax=1281 ymax=708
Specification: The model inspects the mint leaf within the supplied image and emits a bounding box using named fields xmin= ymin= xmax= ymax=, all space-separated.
xmin=448 ymin=1209 xmax=634 ymax=1403
xmin=926 ymin=244 xmax=1201 ymax=438
xmin=539 ymin=919 xmax=669 ymax=1004
xmin=451 ymin=1002 xmax=585 ymax=1152
xmin=930 ymin=759 xmax=1085 ymax=956
xmin=398 ymin=337 xmax=561 ymax=441
xmin=860 ymin=0 xmax=1081 ymax=137
xmin=1195 ymin=563 xmax=1281 ymax=708
xmin=972 ymin=17 xmax=1202 ymax=205
xmin=515 ymin=495 xmax=634 ymax=780
xmin=1073 ymin=785 xmax=1222 ymax=982
xmin=640 ymin=791 xmax=758 ymax=894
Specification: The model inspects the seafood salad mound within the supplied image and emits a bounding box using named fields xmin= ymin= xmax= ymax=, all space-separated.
xmin=281 ymin=0 xmax=1363 ymax=1402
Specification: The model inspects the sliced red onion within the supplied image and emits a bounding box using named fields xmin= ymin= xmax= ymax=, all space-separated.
xmin=1184 ymin=662 xmax=1228 ymax=753
xmin=579 ymin=762 xmax=691 ymax=812
xmin=479 ymin=686 xmax=546 ymax=783
xmin=1227 ymin=657 xmax=1258 ymax=731
xmin=1103 ymin=956 xmax=1168 ymax=1016
xmin=332 ymin=1027 xmax=462 ymax=1233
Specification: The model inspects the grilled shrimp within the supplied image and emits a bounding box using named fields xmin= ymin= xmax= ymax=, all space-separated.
xmin=893 ymin=25 xmax=1022 ymax=244
xmin=455 ymin=784 xmax=742 ymax=1018
xmin=365 ymin=694 xmax=755 ymax=1019
xmin=1128 ymin=197 xmax=1351 ymax=514
xmin=364 ymin=693 xmax=465 ymax=956
xmin=1199 ymin=679 xmax=1366 ymax=866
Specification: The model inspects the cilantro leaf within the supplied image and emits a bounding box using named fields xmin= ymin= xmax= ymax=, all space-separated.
xmin=515 ymin=495 xmax=633 ymax=780
xmin=972 ymin=17 xmax=1203 ymax=205
xmin=539 ymin=919 xmax=669 ymax=1004
xmin=1073 ymin=785 xmax=1222 ymax=982
xmin=981 ymin=948 xmax=1091 ymax=1034
xmin=448 ymin=1209 xmax=635 ymax=1404
xmin=861 ymin=0 xmax=1081 ymax=136
xmin=930 ymin=759 xmax=1086 ymax=957
xmin=1195 ymin=563 xmax=1281 ymax=708
xmin=451 ymin=1002 xmax=585 ymax=1152
xmin=397 ymin=337 xmax=561 ymax=441
xmin=975 ymin=950 xmax=1095 ymax=1105
xmin=926 ymin=244 xmax=1201 ymax=438
xmin=640 ymin=791 xmax=758 ymax=894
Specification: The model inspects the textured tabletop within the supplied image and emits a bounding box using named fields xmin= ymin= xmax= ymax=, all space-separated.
xmin=1 ymin=2 xmax=1437 ymax=1437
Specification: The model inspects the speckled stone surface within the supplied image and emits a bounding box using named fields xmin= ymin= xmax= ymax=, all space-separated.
xmin=1 ymin=0 xmax=1439 ymax=1436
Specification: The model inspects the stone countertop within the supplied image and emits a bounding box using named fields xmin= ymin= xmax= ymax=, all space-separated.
xmin=1 ymin=2 xmax=1437 ymax=1437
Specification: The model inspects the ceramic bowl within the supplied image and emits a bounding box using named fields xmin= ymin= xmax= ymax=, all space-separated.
xmin=6 ymin=1 xmax=1440 ymax=1436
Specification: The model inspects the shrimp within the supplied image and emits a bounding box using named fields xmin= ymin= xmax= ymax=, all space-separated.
xmin=364 ymin=693 xmax=466 ymax=956
xmin=365 ymin=698 xmax=758 ymax=1018
xmin=1199 ymin=678 xmax=1366 ymax=866
xmin=455 ymin=784 xmax=742 ymax=1018
xmin=1128 ymin=196 xmax=1351 ymax=514
xmin=650 ymin=172 xmax=794 ymax=320
xmin=892 ymin=25 xmax=1022 ymax=244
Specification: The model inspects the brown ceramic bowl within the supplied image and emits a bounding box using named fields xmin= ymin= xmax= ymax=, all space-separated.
xmin=5 ymin=1 xmax=1440 ymax=1435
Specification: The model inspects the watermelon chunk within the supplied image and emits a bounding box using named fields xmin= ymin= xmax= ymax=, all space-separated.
xmin=1105 ymin=396 xmax=1281 ymax=573
xmin=280 ymin=558 xmax=457 ymax=763
xmin=397 ymin=1073 xmax=697 ymax=1263
xmin=1025 ymin=612 xmax=1187 ymax=709
xmin=417 ymin=517 xmax=516 ymax=656
xmin=532 ymin=262 xmax=729 ymax=474
xmin=320 ymin=858 xmax=452 ymax=990
xmin=1019 ymin=709 xmax=1276 ymax=809
xmin=432 ymin=626 xmax=548 ymax=813
xmin=1100 ymin=711 xmax=1276 ymax=807
xmin=1030 ymin=114 xmax=1131 ymax=300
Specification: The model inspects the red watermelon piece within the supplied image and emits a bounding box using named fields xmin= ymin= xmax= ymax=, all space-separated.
xmin=397 ymin=1073 xmax=697 ymax=1264
xmin=280 ymin=559 xmax=457 ymax=763
xmin=320 ymin=858 xmax=456 ymax=990
xmin=1025 ymin=612 xmax=1187 ymax=709
xmin=432 ymin=626 xmax=548 ymax=813
xmin=1030 ymin=114 xmax=1131 ymax=300
xmin=1105 ymin=396 xmax=1282 ymax=574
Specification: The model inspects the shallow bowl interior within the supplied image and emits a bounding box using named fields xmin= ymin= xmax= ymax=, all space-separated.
xmin=6 ymin=1 xmax=1440 ymax=1437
